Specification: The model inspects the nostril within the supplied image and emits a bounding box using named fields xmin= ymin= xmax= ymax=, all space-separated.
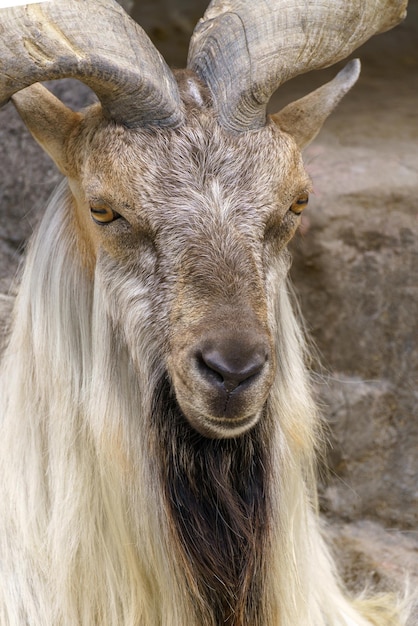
xmin=197 ymin=343 xmax=268 ymax=393
xmin=197 ymin=351 xmax=225 ymax=386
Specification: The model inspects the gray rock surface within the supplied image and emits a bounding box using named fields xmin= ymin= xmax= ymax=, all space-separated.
xmin=285 ymin=5 xmax=418 ymax=533
xmin=328 ymin=520 xmax=418 ymax=623
xmin=0 ymin=80 xmax=96 ymax=297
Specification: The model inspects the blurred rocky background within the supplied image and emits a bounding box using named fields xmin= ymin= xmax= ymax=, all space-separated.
xmin=0 ymin=0 xmax=417 ymax=612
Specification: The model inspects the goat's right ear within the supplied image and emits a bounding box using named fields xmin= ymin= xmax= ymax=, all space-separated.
xmin=11 ymin=83 xmax=82 ymax=176
xmin=271 ymin=60 xmax=361 ymax=150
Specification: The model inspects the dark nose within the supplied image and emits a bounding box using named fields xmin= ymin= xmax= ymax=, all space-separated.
xmin=197 ymin=338 xmax=269 ymax=393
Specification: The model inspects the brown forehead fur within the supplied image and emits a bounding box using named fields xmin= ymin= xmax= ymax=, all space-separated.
xmin=65 ymin=71 xmax=311 ymax=274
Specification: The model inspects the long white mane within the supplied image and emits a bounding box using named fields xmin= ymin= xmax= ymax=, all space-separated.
xmin=0 ymin=180 xmax=407 ymax=625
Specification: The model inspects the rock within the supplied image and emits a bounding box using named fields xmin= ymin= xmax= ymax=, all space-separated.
xmin=317 ymin=373 xmax=418 ymax=529
xmin=132 ymin=0 xmax=207 ymax=68
xmin=328 ymin=520 xmax=418 ymax=623
xmin=0 ymin=80 xmax=95 ymax=296
xmin=285 ymin=4 xmax=418 ymax=531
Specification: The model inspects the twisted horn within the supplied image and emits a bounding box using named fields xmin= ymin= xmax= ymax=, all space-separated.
xmin=188 ymin=0 xmax=407 ymax=132
xmin=0 ymin=0 xmax=183 ymax=128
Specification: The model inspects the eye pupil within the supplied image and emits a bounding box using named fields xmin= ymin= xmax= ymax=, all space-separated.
xmin=90 ymin=204 xmax=120 ymax=224
xmin=290 ymin=194 xmax=309 ymax=215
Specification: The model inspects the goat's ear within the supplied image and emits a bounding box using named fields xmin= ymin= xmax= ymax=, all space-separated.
xmin=11 ymin=83 xmax=82 ymax=176
xmin=271 ymin=60 xmax=361 ymax=150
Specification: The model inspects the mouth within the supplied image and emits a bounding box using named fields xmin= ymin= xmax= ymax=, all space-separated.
xmin=170 ymin=372 xmax=268 ymax=438
xmin=179 ymin=406 xmax=262 ymax=439
xmin=151 ymin=372 xmax=264 ymax=440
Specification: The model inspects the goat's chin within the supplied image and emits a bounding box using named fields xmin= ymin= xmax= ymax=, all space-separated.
xmin=188 ymin=411 xmax=261 ymax=439
xmin=174 ymin=395 xmax=262 ymax=439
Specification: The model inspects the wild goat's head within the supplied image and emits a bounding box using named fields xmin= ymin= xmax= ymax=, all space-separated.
xmin=1 ymin=0 xmax=406 ymax=438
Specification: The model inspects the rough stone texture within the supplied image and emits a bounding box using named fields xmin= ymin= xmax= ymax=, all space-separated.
xmin=0 ymin=80 xmax=96 ymax=297
xmin=328 ymin=520 xmax=418 ymax=624
xmin=0 ymin=0 xmax=417 ymax=608
xmin=328 ymin=520 xmax=418 ymax=594
xmin=283 ymin=4 xmax=418 ymax=534
xmin=132 ymin=0 xmax=206 ymax=68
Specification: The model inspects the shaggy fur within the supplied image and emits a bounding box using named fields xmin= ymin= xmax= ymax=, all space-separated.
xmin=0 ymin=75 xmax=411 ymax=625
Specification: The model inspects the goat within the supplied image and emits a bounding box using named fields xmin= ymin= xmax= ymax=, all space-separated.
xmin=0 ymin=0 xmax=411 ymax=624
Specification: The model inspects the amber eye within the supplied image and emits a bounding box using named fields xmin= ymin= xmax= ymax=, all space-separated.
xmin=289 ymin=194 xmax=309 ymax=215
xmin=90 ymin=203 xmax=120 ymax=225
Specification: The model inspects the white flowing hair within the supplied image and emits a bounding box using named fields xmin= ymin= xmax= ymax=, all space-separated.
xmin=0 ymin=181 xmax=409 ymax=625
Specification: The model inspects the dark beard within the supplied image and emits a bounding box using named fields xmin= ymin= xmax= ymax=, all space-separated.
xmin=150 ymin=374 xmax=273 ymax=626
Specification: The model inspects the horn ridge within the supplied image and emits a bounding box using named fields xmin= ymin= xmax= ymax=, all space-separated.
xmin=0 ymin=0 xmax=184 ymax=128
xmin=188 ymin=0 xmax=408 ymax=132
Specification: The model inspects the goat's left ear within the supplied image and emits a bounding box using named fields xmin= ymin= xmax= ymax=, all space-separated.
xmin=271 ymin=59 xmax=361 ymax=150
xmin=11 ymin=83 xmax=82 ymax=176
